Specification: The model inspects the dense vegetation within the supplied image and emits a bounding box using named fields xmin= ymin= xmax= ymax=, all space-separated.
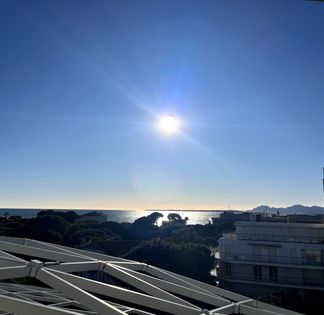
xmin=257 ymin=290 xmax=324 ymax=315
xmin=0 ymin=211 xmax=233 ymax=284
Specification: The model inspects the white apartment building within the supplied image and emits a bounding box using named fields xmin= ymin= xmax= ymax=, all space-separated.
xmin=218 ymin=221 xmax=324 ymax=296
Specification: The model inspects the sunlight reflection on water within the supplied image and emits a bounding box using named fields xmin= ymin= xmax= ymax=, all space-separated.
xmin=105 ymin=210 xmax=220 ymax=225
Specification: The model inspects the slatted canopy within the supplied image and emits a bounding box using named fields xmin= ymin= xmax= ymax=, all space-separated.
xmin=0 ymin=236 xmax=302 ymax=315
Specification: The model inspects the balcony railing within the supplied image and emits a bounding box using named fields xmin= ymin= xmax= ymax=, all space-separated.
xmin=218 ymin=270 xmax=324 ymax=287
xmin=235 ymin=233 xmax=324 ymax=244
xmin=220 ymin=252 xmax=324 ymax=266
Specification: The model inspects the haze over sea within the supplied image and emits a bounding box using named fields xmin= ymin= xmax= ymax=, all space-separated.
xmin=0 ymin=209 xmax=222 ymax=225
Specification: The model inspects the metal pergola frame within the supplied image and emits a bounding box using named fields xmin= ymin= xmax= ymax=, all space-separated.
xmin=0 ymin=236 xmax=302 ymax=315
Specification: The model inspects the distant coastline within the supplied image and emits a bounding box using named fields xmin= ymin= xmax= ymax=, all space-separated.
xmin=145 ymin=209 xmax=245 ymax=212
xmin=0 ymin=208 xmax=235 ymax=214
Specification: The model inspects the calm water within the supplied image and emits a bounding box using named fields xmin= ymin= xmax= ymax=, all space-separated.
xmin=0 ymin=209 xmax=221 ymax=225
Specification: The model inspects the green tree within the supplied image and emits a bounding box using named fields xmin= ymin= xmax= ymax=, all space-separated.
xmin=131 ymin=212 xmax=163 ymax=238
xmin=66 ymin=229 xmax=109 ymax=248
xmin=125 ymin=239 xmax=215 ymax=284
xmin=18 ymin=215 xmax=69 ymax=244
xmin=38 ymin=210 xmax=80 ymax=223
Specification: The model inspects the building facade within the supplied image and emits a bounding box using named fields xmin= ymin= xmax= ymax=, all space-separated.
xmin=218 ymin=221 xmax=324 ymax=296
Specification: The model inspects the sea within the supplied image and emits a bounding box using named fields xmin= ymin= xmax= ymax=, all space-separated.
xmin=0 ymin=209 xmax=222 ymax=225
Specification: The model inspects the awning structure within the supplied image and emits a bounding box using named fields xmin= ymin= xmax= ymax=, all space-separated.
xmin=0 ymin=236 xmax=302 ymax=315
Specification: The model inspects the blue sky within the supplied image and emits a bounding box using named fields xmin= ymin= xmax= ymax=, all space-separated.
xmin=1 ymin=0 xmax=324 ymax=210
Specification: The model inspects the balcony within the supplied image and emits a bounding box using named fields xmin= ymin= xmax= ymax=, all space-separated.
xmin=219 ymin=269 xmax=324 ymax=289
xmin=219 ymin=252 xmax=324 ymax=267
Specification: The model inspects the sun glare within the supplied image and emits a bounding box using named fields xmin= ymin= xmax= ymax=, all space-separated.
xmin=158 ymin=115 xmax=180 ymax=135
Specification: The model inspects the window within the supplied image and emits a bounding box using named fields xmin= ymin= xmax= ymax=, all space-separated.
xmin=224 ymin=244 xmax=233 ymax=259
xmin=225 ymin=262 xmax=231 ymax=277
xmin=267 ymin=247 xmax=277 ymax=263
xmin=302 ymin=249 xmax=322 ymax=265
xmin=290 ymin=248 xmax=297 ymax=264
xmin=253 ymin=265 xmax=262 ymax=281
xmin=252 ymin=246 xmax=261 ymax=262
xmin=224 ymin=244 xmax=233 ymax=260
xmin=269 ymin=267 xmax=278 ymax=282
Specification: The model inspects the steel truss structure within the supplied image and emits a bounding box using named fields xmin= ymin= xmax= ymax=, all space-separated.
xmin=0 ymin=236 xmax=302 ymax=315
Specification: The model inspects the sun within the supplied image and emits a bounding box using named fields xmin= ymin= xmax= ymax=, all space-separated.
xmin=158 ymin=115 xmax=180 ymax=135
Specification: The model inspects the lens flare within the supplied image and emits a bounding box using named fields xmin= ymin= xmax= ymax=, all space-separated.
xmin=158 ymin=115 xmax=180 ymax=135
